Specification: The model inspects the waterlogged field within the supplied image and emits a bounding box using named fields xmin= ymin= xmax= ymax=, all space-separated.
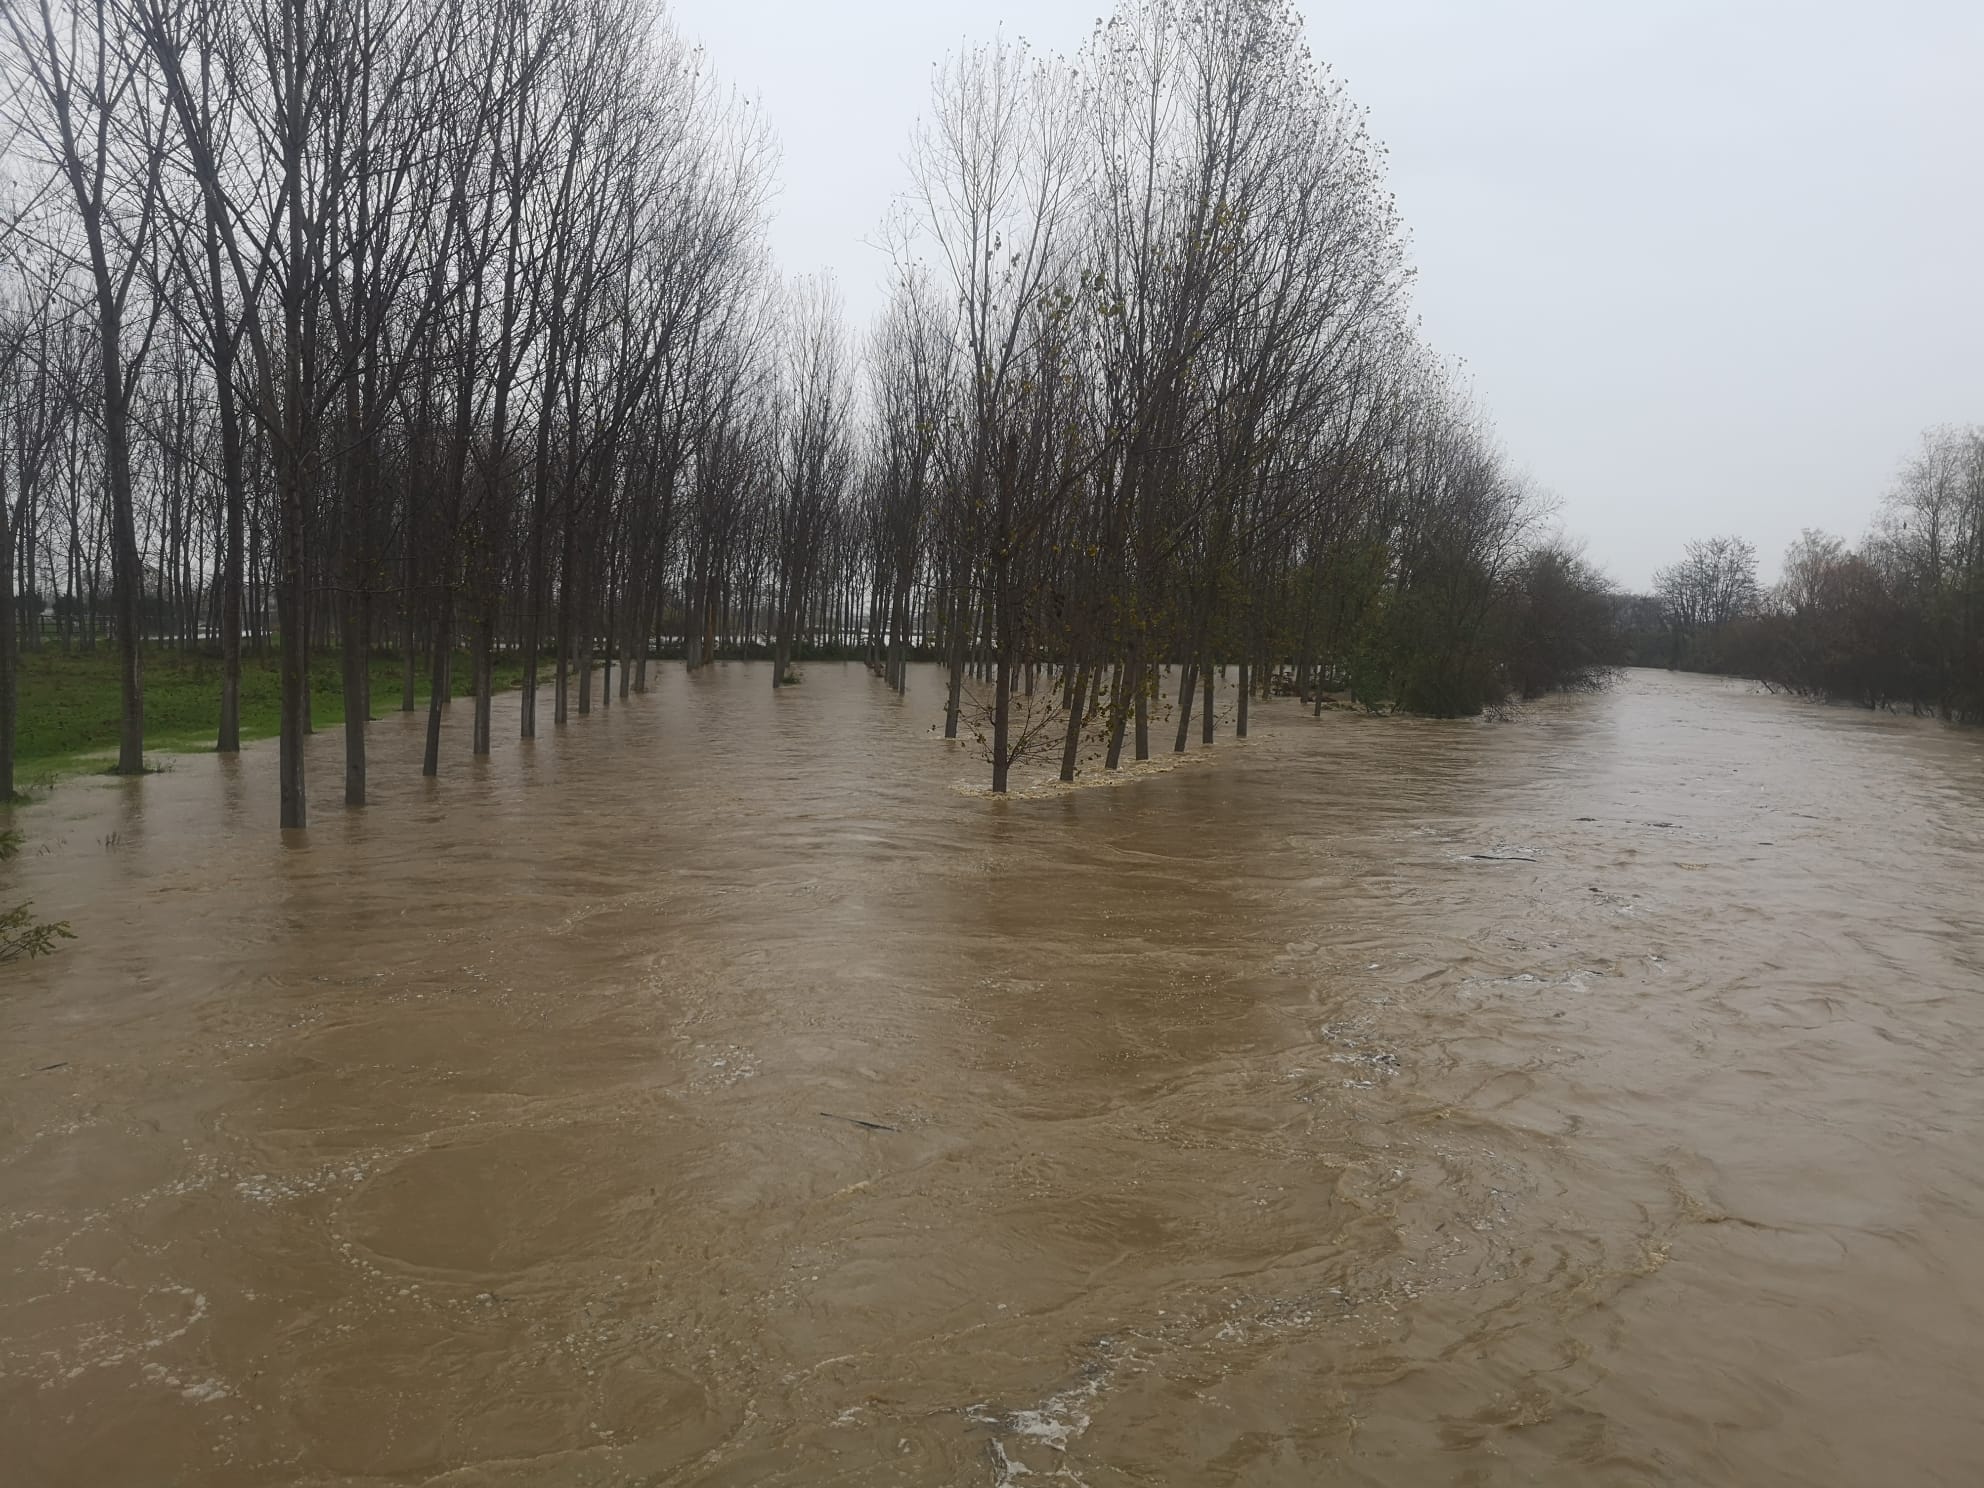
xmin=7 ymin=648 xmax=525 ymax=777
xmin=3 ymin=666 xmax=1982 ymax=1485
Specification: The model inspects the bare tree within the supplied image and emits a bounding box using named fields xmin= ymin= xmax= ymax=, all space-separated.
xmin=767 ymin=276 xmax=853 ymax=688
xmin=3 ymin=0 xmax=170 ymax=774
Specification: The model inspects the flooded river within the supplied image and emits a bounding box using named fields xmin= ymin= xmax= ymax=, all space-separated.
xmin=3 ymin=666 xmax=1982 ymax=1486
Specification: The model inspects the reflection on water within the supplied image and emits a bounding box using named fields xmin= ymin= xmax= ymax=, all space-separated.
xmin=3 ymin=666 xmax=1982 ymax=1485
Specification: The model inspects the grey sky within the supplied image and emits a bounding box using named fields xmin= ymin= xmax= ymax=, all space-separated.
xmin=674 ymin=0 xmax=1984 ymax=591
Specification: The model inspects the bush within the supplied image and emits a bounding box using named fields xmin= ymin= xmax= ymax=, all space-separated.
xmin=0 ymin=829 xmax=75 ymax=964
xmin=0 ymin=902 xmax=75 ymax=963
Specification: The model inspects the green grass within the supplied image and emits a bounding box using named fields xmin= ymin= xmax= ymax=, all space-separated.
xmin=12 ymin=647 xmax=527 ymax=775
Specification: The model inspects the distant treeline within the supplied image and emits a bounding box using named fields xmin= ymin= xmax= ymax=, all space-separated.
xmin=1621 ymin=424 xmax=1984 ymax=721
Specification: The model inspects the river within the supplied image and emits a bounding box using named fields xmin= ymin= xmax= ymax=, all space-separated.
xmin=3 ymin=665 xmax=1981 ymax=1485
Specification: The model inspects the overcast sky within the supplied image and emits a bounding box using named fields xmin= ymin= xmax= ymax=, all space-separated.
xmin=672 ymin=0 xmax=1983 ymax=590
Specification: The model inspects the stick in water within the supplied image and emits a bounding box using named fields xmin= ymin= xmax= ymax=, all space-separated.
xmin=819 ymin=1111 xmax=900 ymax=1133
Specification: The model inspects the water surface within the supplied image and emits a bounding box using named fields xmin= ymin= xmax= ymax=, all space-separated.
xmin=4 ymin=666 xmax=1981 ymax=1485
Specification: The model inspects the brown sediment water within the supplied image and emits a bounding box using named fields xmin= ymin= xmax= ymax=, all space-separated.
xmin=3 ymin=665 xmax=1982 ymax=1486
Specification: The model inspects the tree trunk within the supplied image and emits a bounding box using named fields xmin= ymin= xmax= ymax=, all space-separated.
xmin=216 ymin=423 xmax=245 ymax=750
xmin=277 ymin=469 xmax=308 ymax=829
xmin=554 ymin=500 xmax=577 ymax=724
xmin=520 ymin=512 xmax=543 ymax=735
xmin=686 ymin=548 xmax=707 ymax=669
xmin=0 ymin=488 xmax=15 ymax=800
xmin=991 ymin=647 xmax=1012 ymax=793
xmin=423 ymin=588 xmax=451 ymax=777
xmin=1058 ymin=662 xmax=1090 ymax=783
xmin=943 ymin=581 xmax=966 ymax=738
xmin=472 ymin=614 xmax=492 ymax=755
xmin=339 ymin=463 xmax=369 ymax=806
xmin=102 ymin=333 xmax=145 ymax=776
xmin=1104 ymin=658 xmax=1128 ymax=770
xmin=341 ymin=612 xmax=367 ymax=805
xmin=1133 ymin=656 xmax=1150 ymax=761
xmin=1173 ymin=662 xmax=1197 ymax=752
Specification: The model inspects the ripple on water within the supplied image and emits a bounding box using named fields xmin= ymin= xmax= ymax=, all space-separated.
xmin=339 ymin=1122 xmax=655 ymax=1277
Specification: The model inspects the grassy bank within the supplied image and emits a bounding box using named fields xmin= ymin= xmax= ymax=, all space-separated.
xmin=11 ymin=648 xmax=526 ymax=777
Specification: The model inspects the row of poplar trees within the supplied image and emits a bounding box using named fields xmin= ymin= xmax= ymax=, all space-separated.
xmin=0 ymin=0 xmax=1611 ymax=824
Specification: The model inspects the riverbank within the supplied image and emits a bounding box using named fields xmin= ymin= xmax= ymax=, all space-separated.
xmin=7 ymin=648 xmax=525 ymax=784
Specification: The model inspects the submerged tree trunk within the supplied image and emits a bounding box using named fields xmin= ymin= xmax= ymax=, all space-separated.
xmin=340 ymin=441 xmax=371 ymax=806
xmin=521 ymin=511 xmax=544 ymax=736
xmin=991 ymin=646 xmax=1012 ymax=793
xmin=1104 ymin=659 xmax=1128 ymax=771
xmin=277 ymin=471 xmax=308 ymax=829
xmin=1173 ymin=661 xmax=1197 ymax=752
xmin=399 ymin=481 xmax=418 ymax=713
xmin=943 ymin=581 xmax=966 ymax=738
xmin=1134 ymin=657 xmax=1150 ymax=761
xmin=341 ymin=610 xmax=367 ymax=805
xmin=990 ymin=530 xmax=1013 ymax=792
xmin=1059 ymin=661 xmax=1090 ymax=783
xmin=423 ymin=588 xmax=451 ymax=777
xmin=554 ymin=497 xmax=578 ymax=724
xmin=472 ymin=614 xmax=493 ymax=756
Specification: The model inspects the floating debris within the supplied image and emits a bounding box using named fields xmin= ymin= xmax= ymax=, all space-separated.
xmin=819 ymin=1112 xmax=900 ymax=1133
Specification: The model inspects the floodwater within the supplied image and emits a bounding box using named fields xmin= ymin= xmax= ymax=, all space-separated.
xmin=3 ymin=665 xmax=1982 ymax=1486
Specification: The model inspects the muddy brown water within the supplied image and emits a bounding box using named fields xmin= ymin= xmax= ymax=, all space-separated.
xmin=3 ymin=665 xmax=1982 ymax=1486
